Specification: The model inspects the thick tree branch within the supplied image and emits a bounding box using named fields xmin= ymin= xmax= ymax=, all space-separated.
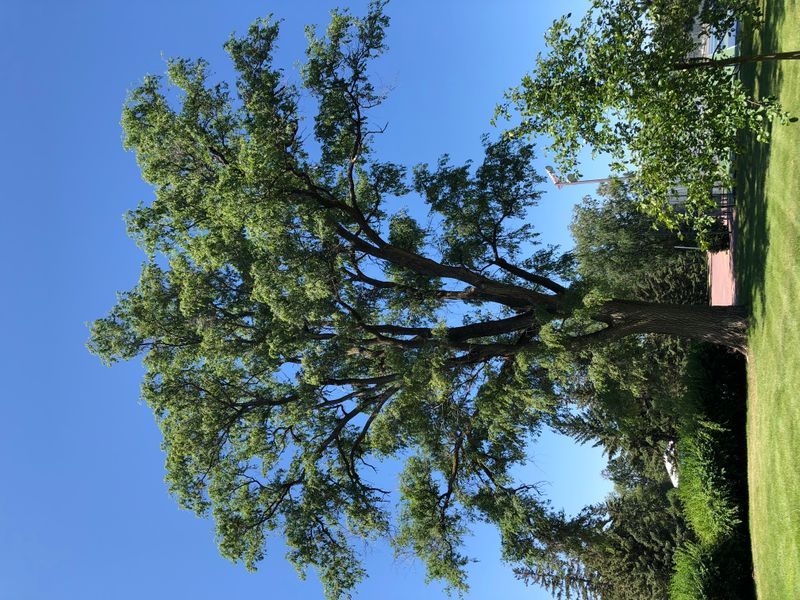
xmin=344 ymin=266 xmax=488 ymax=303
xmin=337 ymin=224 xmax=559 ymax=310
xmin=492 ymin=256 xmax=567 ymax=294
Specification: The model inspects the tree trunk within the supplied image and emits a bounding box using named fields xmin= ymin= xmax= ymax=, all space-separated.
xmin=585 ymin=300 xmax=748 ymax=352
xmin=673 ymin=50 xmax=800 ymax=71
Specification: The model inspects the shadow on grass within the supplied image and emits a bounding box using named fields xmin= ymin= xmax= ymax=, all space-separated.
xmin=735 ymin=4 xmax=789 ymax=318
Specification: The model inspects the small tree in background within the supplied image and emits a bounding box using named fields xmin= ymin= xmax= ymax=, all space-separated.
xmin=498 ymin=0 xmax=796 ymax=241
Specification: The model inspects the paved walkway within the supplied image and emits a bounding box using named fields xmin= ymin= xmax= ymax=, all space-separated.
xmin=708 ymin=209 xmax=737 ymax=306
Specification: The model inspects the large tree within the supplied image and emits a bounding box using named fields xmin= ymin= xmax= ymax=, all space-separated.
xmin=498 ymin=0 xmax=796 ymax=239
xmin=90 ymin=3 xmax=747 ymax=597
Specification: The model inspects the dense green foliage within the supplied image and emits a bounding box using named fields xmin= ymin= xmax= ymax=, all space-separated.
xmin=513 ymin=184 xmax=705 ymax=599
xmin=553 ymin=181 xmax=705 ymax=467
xmin=669 ymin=347 xmax=753 ymax=600
xmin=670 ymin=540 xmax=726 ymax=600
xmin=498 ymin=0 xmax=790 ymax=240
xmin=677 ymin=420 xmax=739 ymax=545
xmin=526 ymin=343 xmax=754 ymax=600
xmin=519 ymin=188 xmax=753 ymax=600
xmin=88 ymin=4 xmax=588 ymax=596
xmin=571 ymin=179 xmax=708 ymax=303
xmin=518 ymin=487 xmax=690 ymax=600
xmin=88 ymin=3 xmax=756 ymax=597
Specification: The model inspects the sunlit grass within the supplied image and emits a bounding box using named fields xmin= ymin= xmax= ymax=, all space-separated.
xmin=736 ymin=1 xmax=800 ymax=597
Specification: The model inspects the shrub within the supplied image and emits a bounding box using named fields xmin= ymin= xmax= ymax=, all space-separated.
xmin=670 ymin=540 xmax=716 ymax=600
xmin=677 ymin=419 xmax=740 ymax=544
xmin=670 ymin=538 xmax=755 ymax=600
xmin=669 ymin=345 xmax=754 ymax=599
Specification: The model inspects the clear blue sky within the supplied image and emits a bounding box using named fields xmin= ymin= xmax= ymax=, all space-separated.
xmin=0 ymin=2 xmax=613 ymax=598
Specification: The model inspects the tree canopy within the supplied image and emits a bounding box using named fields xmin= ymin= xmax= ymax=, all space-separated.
xmin=90 ymin=2 xmax=748 ymax=597
xmin=498 ymin=0 xmax=793 ymax=239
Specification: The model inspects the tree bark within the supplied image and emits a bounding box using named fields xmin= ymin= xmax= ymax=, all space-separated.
xmin=673 ymin=50 xmax=800 ymax=71
xmin=582 ymin=300 xmax=748 ymax=352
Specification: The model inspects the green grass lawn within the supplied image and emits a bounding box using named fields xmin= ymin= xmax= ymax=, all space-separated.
xmin=736 ymin=1 xmax=800 ymax=597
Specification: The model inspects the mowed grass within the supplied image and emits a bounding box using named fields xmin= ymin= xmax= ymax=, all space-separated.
xmin=736 ymin=1 xmax=800 ymax=597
